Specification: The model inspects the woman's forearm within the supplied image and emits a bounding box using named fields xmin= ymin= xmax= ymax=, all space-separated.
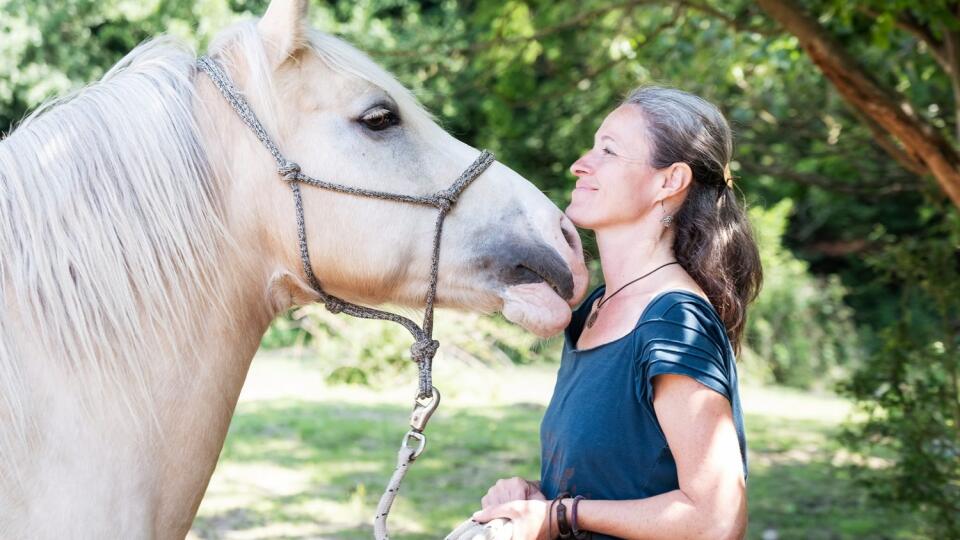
xmin=568 ymin=488 xmax=746 ymax=540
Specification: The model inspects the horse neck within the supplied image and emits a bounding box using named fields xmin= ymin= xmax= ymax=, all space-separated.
xmin=0 ymin=142 xmax=279 ymax=540
xmin=148 ymin=259 xmax=275 ymax=535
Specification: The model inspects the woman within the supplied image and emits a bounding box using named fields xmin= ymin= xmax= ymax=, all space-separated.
xmin=472 ymin=86 xmax=762 ymax=539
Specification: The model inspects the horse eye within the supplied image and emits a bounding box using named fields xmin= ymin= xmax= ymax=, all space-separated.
xmin=359 ymin=107 xmax=400 ymax=131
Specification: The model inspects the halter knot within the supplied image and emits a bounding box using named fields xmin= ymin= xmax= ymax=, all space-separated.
xmin=434 ymin=190 xmax=458 ymax=213
xmin=279 ymin=161 xmax=301 ymax=182
xmin=325 ymin=297 xmax=345 ymax=314
xmin=410 ymin=339 xmax=440 ymax=362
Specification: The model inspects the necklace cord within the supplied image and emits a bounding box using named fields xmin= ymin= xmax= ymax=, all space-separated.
xmin=597 ymin=261 xmax=680 ymax=309
xmin=586 ymin=261 xmax=680 ymax=329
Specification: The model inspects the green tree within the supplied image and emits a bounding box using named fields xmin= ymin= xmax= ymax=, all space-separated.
xmin=839 ymin=201 xmax=960 ymax=537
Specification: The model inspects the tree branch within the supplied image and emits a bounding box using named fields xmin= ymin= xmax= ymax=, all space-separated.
xmin=739 ymin=160 xmax=922 ymax=196
xmin=848 ymin=107 xmax=930 ymax=176
xmin=757 ymin=0 xmax=960 ymax=208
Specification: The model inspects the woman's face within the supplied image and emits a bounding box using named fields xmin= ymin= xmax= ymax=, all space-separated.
xmin=565 ymin=104 xmax=661 ymax=230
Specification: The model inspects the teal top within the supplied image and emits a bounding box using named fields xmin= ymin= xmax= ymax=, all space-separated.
xmin=540 ymin=286 xmax=748 ymax=539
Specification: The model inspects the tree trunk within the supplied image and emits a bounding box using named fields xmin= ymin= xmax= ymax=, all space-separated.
xmin=756 ymin=0 xmax=960 ymax=209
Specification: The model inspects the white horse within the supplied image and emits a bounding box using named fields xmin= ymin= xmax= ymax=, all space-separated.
xmin=0 ymin=0 xmax=587 ymax=537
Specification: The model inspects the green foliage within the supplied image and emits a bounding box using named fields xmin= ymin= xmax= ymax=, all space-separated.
xmin=0 ymin=0 xmax=242 ymax=131
xmin=270 ymin=305 xmax=562 ymax=386
xmin=838 ymin=203 xmax=960 ymax=538
xmin=260 ymin=311 xmax=313 ymax=349
xmin=742 ymin=200 xmax=864 ymax=389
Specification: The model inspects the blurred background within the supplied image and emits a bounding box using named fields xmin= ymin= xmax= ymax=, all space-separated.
xmin=2 ymin=0 xmax=958 ymax=538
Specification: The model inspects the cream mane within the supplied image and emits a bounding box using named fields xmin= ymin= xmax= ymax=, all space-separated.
xmin=0 ymin=36 xmax=231 ymax=469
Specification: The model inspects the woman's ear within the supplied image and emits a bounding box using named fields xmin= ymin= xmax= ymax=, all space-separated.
xmin=257 ymin=0 xmax=310 ymax=68
xmin=661 ymin=162 xmax=693 ymax=198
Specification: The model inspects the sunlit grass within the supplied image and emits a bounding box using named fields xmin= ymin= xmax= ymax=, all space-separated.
xmin=190 ymin=350 xmax=925 ymax=540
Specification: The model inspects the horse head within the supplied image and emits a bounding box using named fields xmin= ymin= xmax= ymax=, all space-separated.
xmin=199 ymin=0 xmax=588 ymax=337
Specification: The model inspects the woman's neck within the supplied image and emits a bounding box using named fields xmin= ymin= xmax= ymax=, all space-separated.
xmin=595 ymin=219 xmax=676 ymax=294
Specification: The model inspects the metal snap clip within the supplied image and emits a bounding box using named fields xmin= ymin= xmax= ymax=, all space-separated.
xmin=408 ymin=386 xmax=440 ymax=433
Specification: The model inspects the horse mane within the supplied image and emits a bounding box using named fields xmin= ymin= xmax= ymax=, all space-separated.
xmin=0 ymin=36 xmax=232 ymax=465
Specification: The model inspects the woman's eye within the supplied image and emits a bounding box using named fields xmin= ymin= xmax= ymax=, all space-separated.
xmin=359 ymin=107 xmax=400 ymax=131
xmin=601 ymin=147 xmax=616 ymax=156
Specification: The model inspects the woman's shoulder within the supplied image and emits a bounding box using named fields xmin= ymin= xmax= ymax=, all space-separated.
xmin=641 ymin=288 xmax=718 ymax=322
xmin=635 ymin=289 xmax=730 ymax=352
xmin=634 ymin=289 xmax=737 ymax=403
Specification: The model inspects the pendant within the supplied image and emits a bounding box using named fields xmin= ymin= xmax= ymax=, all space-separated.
xmin=586 ymin=309 xmax=599 ymax=329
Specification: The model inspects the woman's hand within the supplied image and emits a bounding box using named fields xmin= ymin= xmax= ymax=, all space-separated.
xmin=480 ymin=477 xmax=545 ymax=509
xmin=472 ymin=499 xmax=552 ymax=540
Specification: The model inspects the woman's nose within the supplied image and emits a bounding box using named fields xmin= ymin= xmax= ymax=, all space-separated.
xmin=570 ymin=153 xmax=592 ymax=177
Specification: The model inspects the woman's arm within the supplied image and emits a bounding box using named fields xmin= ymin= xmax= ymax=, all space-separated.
xmin=473 ymin=373 xmax=747 ymax=540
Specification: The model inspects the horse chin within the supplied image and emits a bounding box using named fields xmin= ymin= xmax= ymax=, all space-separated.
xmin=500 ymin=282 xmax=572 ymax=338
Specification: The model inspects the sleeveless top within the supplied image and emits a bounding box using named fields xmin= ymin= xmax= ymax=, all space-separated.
xmin=540 ymin=286 xmax=748 ymax=540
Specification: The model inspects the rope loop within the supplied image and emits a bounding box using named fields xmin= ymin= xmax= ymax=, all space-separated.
xmin=410 ymin=339 xmax=439 ymax=362
xmin=434 ymin=189 xmax=459 ymax=212
xmin=279 ymin=160 xmax=301 ymax=182
xmin=324 ymin=297 xmax=345 ymax=314
xmin=434 ymin=197 xmax=453 ymax=213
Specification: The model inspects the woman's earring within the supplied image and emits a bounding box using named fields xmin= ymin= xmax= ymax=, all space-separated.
xmin=660 ymin=200 xmax=673 ymax=227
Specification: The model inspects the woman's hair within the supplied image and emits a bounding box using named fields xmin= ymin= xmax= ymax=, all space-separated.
xmin=623 ymin=86 xmax=762 ymax=355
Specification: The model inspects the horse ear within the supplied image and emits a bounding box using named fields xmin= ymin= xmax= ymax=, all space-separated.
xmin=257 ymin=0 xmax=310 ymax=67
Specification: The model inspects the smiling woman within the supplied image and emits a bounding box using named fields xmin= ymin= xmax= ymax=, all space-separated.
xmin=474 ymin=87 xmax=762 ymax=540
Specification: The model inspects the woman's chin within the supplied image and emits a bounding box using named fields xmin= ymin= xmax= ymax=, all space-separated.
xmin=562 ymin=206 xmax=593 ymax=230
xmin=500 ymin=282 xmax=572 ymax=338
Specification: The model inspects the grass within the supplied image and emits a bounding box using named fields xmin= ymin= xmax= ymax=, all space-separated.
xmin=189 ymin=350 xmax=928 ymax=540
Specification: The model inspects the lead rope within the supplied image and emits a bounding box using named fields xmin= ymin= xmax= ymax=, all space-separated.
xmin=196 ymin=56 xmax=495 ymax=539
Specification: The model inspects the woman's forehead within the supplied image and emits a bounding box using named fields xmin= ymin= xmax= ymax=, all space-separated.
xmin=597 ymin=105 xmax=646 ymax=144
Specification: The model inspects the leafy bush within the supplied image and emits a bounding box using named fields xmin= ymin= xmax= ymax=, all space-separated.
xmin=837 ymin=203 xmax=960 ymax=538
xmin=263 ymin=304 xmax=562 ymax=386
xmin=741 ymin=199 xmax=865 ymax=389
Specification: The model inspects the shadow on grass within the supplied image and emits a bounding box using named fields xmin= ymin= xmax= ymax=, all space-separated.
xmin=192 ymin=401 xmax=925 ymax=540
